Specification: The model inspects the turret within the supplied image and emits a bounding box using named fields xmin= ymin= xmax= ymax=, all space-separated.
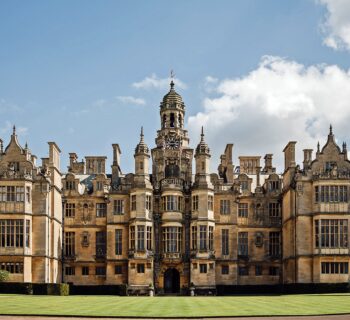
xmin=195 ymin=127 xmax=211 ymax=175
xmin=134 ymin=127 xmax=150 ymax=175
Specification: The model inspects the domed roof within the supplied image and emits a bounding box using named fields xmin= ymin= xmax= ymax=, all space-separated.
xmin=161 ymin=81 xmax=185 ymax=110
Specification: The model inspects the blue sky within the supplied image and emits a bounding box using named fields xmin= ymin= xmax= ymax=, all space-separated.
xmin=1 ymin=0 xmax=350 ymax=173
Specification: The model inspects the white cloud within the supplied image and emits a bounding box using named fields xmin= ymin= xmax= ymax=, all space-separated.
xmin=132 ymin=73 xmax=187 ymax=90
xmin=116 ymin=96 xmax=146 ymax=106
xmin=188 ymin=55 xmax=350 ymax=172
xmin=319 ymin=0 xmax=350 ymax=50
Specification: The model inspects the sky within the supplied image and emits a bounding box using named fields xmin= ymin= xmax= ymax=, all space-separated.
xmin=1 ymin=0 xmax=350 ymax=174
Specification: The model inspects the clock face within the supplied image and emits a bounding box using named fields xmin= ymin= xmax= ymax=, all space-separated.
xmin=165 ymin=136 xmax=180 ymax=149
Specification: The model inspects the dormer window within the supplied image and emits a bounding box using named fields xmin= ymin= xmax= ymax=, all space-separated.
xmin=66 ymin=181 xmax=75 ymax=190
xmin=96 ymin=181 xmax=103 ymax=191
xmin=268 ymin=180 xmax=280 ymax=192
xmin=241 ymin=181 xmax=249 ymax=191
xmin=325 ymin=161 xmax=336 ymax=172
xmin=9 ymin=162 xmax=20 ymax=172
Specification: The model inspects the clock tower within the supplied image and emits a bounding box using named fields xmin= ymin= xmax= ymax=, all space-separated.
xmin=151 ymin=81 xmax=193 ymax=294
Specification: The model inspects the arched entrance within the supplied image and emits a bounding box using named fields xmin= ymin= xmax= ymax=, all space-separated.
xmin=164 ymin=268 xmax=180 ymax=294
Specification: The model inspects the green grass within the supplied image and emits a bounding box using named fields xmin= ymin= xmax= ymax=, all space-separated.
xmin=0 ymin=294 xmax=350 ymax=317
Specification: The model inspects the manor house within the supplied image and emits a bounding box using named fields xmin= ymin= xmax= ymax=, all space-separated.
xmin=0 ymin=82 xmax=349 ymax=294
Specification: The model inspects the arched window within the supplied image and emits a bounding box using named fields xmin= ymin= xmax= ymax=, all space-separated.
xmin=170 ymin=113 xmax=175 ymax=127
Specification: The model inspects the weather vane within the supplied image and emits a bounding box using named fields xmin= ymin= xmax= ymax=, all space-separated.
xmin=170 ymin=69 xmax=175 ymax=80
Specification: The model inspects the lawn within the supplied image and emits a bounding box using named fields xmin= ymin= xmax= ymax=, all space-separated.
xmin=0 ymin=294 xmax=350 ymax=317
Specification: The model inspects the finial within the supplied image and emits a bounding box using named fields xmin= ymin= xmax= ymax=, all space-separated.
xmin=13 ymin=125 xmax=16 ymax=135
xmin=343 ymin=142 xmax=347 ymax=151
xmin=200 ymin=126 xmax=204 ymax=141
xmin=317 ymin=141 xmax=320 ymax=153
xmin=329 ymin=124 xmax=333 ymax=135
xmin=170 ymin=69 xmax=175 ymax=90
xmin=25 ymin=141 xmax=28 ymax=149
xmin=140 ymin=126 xmax=144 ymax=143
xmin=0 ymin=139 xmax=3 ymax=153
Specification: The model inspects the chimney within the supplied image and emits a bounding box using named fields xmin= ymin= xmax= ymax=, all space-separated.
xmin=69 ymin=153 xmax=78 ymax=167
xmin=112 ymin=144 xmax=122 ymax=183
xmin=263 ymin=154 xmax=273 ymax=173
xmin=283 ymin=141 xmax=297 ymax=171
xmin=303 ymin=149 xmax=313 ymax=170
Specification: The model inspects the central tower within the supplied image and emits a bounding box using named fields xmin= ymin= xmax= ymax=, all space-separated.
xmin=152 ymin=81 xmax=193 ymax=294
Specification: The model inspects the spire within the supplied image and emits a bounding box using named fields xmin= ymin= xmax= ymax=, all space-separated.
xmin=170 ymin=69 xmax=175 ymax=90
xmin=25 ymin=141 xmax=28 ymax=149
xmin=135 ymin=126 xmax=149 ymax=155
xmin=13 ymin=125 xmax=16 ymax=135
xmin=195 ymin=126 xmax=210 ymax=155
xmin=329 ymin=124 xmax=333 ymax=135
xmin=317 ymin=141 xmax=320 ymax=153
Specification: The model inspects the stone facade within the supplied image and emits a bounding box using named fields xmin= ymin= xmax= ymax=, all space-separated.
xmin=1 ymin=83 xmax=349 ymax=294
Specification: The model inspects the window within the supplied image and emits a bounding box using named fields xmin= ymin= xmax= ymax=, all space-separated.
xmin=221 ymin=229 xmax=229 ymax=255
xmin=241 ymin=181 xmax=249 ymax=191
xmin=26 ymin=187 xmax=30 ymax=203
xmin=268 ymin=203 xmax=280 ymax=217
xmin=238 ymin=266 xmax=249 ymax=276
xmin=130 ymin=226 xmax=135 ymax=250
xmin=9 ymin=162 xmax=20 ymax=172
xmin=268 ymin=181 xmax=280 ymax=192
xmin=96 ymin=266 xmax=106 ymax=276
xmin=315 ymin=185 xmax=348 ymax=203
xmin=15 ymin=187 xmax=24 ymax=202
xmin=82 ymin=266 xmax=89 ymax=276
xmin=238 ymin=232 xmax=248 ymax=256
xmin=162 ymin=227 xmax=182 ymax=253
xmin=64 ymin=232 xmax=75 ymax=257
xmin=269 ymin=232 xmax=281 ymax=257
xmin=137 ymin=264 xmax=145 ymax=273
xmin=115 ymin=229 xmax=122 ymax=255
xmin=0 ymin=220 xmax=24 ymax=248
xmin=161 ymin=195 xmax=182 ymax=211
xmin=200 ymin=264 xmax=207 ymax=273
xmin=65 ymin=266 xmax=75 ymax=276
xmin=220 ymin=200 xmax=230 ymax=215
xmin=315 ymin=219 xmax=348 ymax=248
xmin=147 ymin=226 xmax=152 ymax=250
xmin=209 ymin=226 xmax=214 ymax=251
xmin=137 ymin=225 xmax=145 ymax=250
xmin=0 ymin=262 xmax=23 ymax=274
xmin=25 ymin=220 xmax=30 ymax=248
xmin=321 ymin=262 xmax=349 ymax=274
xmin=208 ymin=195 xmax=214 ymax=211
xmin=113 ymin=199 xmax=124 ymax=215
xmin=221 ymin=265 xmax=229 ymax=275
xmin=96 ymin=203 xmax=107 ymax=217
xmin=191 ymin=226 xmax=197 ymax=250
xmin=115 ymin=265 xmax=123 ymax=274
xmin=199 ymin=225 xmax=207 ymax=250
xmin=192 ymin=195 xmax=199 ymax=211
xmin=82 ymin=231 xmax=89 ymax=247
xmin=238 ymin=203 xmax=248 ymax=218
xmin=96 ymin=181 xmax=103 ymax=191
xmin=269 ymin=266 xmax=279 ymax=276
xmin=140 ymin=162 xmax=144 ymax=170
xmin=0 ymin=187 xmax=5 ymax=202
xmin=146 ymin=195 xmax=152 ymax=210
xmin=65 ymin=203 xmax=75 ymax=217
xmin=66 ymin=181 xmax=75 ymax=191
xmin=325 ymin=161 xmax=336 ymax=172
xmin=96 ymin=231 xmax=106 ymax=257
xmin=131 ymin=195 xmax=136 ymax=211
xmin=0 ymin=186 xmax=26 ymax=202
xmin=255 ymin=265 xmax=262 ymax=276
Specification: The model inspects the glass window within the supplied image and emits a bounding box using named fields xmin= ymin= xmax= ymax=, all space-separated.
xmin=96 ymin=203 xmax=107 ymax=217
xmin=238 ymin=232 xmax=248 ymax=256
xmin=221 ymin=229 xmax=229 ymax=255
xmin=113 ymin=200 xmax=124 ymax=215
xmin=269 ymin=232 xmax=281 ymax=257
xmin=238 ymin=203 xmax=248 ymax=218
xmin=115 ymin=229 xmax=122 ymax=255
xmin=220 ymin=200 xmax=230 ymax=215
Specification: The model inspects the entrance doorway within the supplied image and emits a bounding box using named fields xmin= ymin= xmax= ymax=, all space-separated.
xmin=164 ymin=268 xmax=180 ymax=294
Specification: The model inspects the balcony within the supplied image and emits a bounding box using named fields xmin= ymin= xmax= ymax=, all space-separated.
xmin=160 ymin=178 xmax=184 ymax=190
